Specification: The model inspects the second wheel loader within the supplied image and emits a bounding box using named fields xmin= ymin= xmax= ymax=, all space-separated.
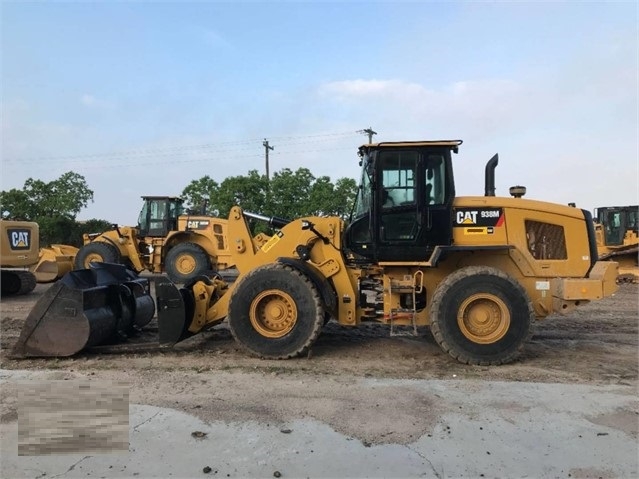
xmin=13 ymin=140 xmax=618 ymax=365
xmin=73 ymin=196 xmax=238 ymax=283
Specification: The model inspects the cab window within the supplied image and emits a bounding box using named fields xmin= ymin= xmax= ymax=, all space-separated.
xmin=380 ymin=151 xmax=418 ymax=209
xmin=149 ymin=200 xmax=168 ymax=232
xmin=425 ymin=155 xmax=446 ymax=205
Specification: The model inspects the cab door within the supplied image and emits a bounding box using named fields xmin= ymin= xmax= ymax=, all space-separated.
xmin=138 ymin=199 xmax=171 ymax=237
xmin=375 ymin=149 xmax=453 ymax=261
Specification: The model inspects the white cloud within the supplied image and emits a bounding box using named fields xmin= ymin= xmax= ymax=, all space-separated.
xmin=81 ymin=94 xmax=96 ymax=106
xmin=200 ymin=28 xmax=232 ymax=50
xmin=316 ymin=77 xmax=530 ymax=140
xmin=310 ymin=67 xmax=637 ymax=213
xmin=3 ymin=12 xmax=636 ymax=224
xmin=80 ymin=94 xmax=113 ymax=109
xmin=319 ymin=79 xmax=422 ymax=98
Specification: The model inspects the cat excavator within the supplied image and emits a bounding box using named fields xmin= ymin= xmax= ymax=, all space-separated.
xmin=1 ymin=220 xmax=39 ymax=296
xmin=13 ymin=140 xmax=618 ymax=365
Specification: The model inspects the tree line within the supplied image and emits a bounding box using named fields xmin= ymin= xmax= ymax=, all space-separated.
xmin=0 ymin=169 xmax=358 ymax=246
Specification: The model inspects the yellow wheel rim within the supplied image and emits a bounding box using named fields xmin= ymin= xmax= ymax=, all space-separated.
xmin=175 ymin=254 xmax=196 ymax=275
xmin=84 ymin=252 xmax=103 ymax=266
xmin=250 ymin=289 xmax=297 ymax=338
xmin=457 ymin=293 xmax=510 ymax=344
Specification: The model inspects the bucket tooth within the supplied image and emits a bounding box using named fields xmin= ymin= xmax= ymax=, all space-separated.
xmin=12 ymin=262 xmax=155 ymax=358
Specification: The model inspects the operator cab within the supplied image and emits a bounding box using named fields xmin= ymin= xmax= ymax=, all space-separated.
xmin=595 ymin=206 xmax=639 ymax=246
xmin=345 ymin=140 xmax=461 ymax=262
xmin=137 ymin=196 xmax=183 ymax=237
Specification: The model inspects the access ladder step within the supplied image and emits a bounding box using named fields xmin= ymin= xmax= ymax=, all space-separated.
xmin=390 ymin=330 xmax=419 ymax=338
xmin=388 ymin=281 xmax=416 ymax=293
xmin=389 ymin=309 xmax=418 ymax=337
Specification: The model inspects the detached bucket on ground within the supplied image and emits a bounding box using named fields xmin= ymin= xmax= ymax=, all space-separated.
xmin=12 ymin=262 xmax=155 ymax=358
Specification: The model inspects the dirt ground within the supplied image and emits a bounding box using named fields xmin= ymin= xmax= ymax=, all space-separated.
xmin=1 ymin=281 xmax=637 ymax=447
xmin=1 ymin=281 xmax=637 ymax=384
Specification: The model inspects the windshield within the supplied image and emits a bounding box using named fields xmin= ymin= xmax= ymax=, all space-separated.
xmin=138 ymin=202 xmax=149 ymax=229
xmin=353 ymin=154 xmax=373 ymax=218
xmin=627 ymin=209 xmax=638 ymax=230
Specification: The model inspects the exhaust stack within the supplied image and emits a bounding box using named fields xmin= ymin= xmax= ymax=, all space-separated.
xmin=485 ymin=154 xmax=499 ymax=197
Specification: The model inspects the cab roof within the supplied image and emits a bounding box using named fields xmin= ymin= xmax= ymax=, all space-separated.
xmin=141 ymin=196 xmax=183 ymax=201
xmin=359 ymin=140 xmax=463 ymax=153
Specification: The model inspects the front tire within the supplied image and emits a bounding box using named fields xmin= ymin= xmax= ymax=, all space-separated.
xmin=430 ymin=266 xmax=533 ymax=365
xmin=74 ymin=242 xmax=121 ymax=269
xmin=164 ymin=242 xmax=211 ymax=284
xmin=228 ymin=264 xmax=324 ymax=359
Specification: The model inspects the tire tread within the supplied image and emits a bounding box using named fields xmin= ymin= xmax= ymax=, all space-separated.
xmin=430 ymin=266 xmax=534 ymax=366
xmin=228 ymin=263 xmax=324 ymax=359
xmin=164 ymin=242 xmax=211 ymax=284
xmin=74 ymin=242 xmax=121 ymax=269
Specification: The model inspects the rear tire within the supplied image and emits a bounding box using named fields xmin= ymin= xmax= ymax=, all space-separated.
xmin=429 ymin=266 xmax=533 ymax=365
xmin=164 ymin=242 xmax=211 ymax=284
xmin=74 ymin=242 xmax=121 ymax=269
xmin=228 ymin=264 xmax=324 ymax=359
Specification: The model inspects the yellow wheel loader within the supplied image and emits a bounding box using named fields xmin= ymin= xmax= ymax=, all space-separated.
xmin=1 ymin=220 xmax=39 ymax=296
xmin=73 ymin=196 xmax=235 ymax=283
xmin=594 ymin=205 xmax=638 ymax=282
xmin=13 ymin=140 xmax=618 ymax=365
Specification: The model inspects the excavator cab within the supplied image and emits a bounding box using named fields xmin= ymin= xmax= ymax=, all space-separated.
xmin=345 ymin=141 xmax=460 ymax=262
xmin=137 ymin=196 xmax=183 ymax=237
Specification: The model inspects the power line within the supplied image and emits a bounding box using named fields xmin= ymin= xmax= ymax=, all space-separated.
xmin=4 ymin=137 xmax=363 ymax=166
xmin=4 ymin=130 xmax=362 ymax=164
xmin=2 ymin=145 xmax=357 ymax=172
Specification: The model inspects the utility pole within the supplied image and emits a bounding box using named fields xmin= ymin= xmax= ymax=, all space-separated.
xmin=263 ymin=139 xmax=274 ymax=180
xmin=358 ymin=127 xmax=377 ymax=144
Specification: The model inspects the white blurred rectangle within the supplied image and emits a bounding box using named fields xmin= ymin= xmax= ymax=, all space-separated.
xmin=18 ymin=380 xmax=129 ymax=456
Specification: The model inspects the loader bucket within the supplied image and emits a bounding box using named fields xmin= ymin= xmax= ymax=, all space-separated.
xmin=31 ymin=245 xmax=79 ymax=283
xmin=155 ymin=278 xmax=193 ymax=345
xmin=12 ymin=262 xmax=155 ymax=358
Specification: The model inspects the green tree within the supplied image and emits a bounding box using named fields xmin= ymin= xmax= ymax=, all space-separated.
xmin=307 ymin=176 xmax=357 ymax=219
xmin=0 ymin=188 xmax=32 ymax=220
xmin=181 ymin=168 xmax=358 ymax=224
xmin=0 ymin=172 xmax=112 ymax=246
xmin=37 ymin=216 xmax=81 ymax=247
xmin=181 ymin=175 xmax=219 ymax=215
xmin=182 ymin=170 xmax=269 ymax=218
xmin=268 ymin=168 xmax=315 ymax=219
xmin=38 ymin=218 xmax=115 ymax=248
xmin=0 ymin=172 xmax=94 ymax=220
xmin=79 ymin=219 xmax=114 ymax=235
xmin=332 ymin=177 xmax=358 ymax=219
xmin=215 ymin=170 xmax=270 ymax=218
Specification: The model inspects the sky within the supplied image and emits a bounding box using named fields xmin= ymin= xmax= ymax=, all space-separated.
xmin=2 ymin=1 xmax=637 ymax=224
